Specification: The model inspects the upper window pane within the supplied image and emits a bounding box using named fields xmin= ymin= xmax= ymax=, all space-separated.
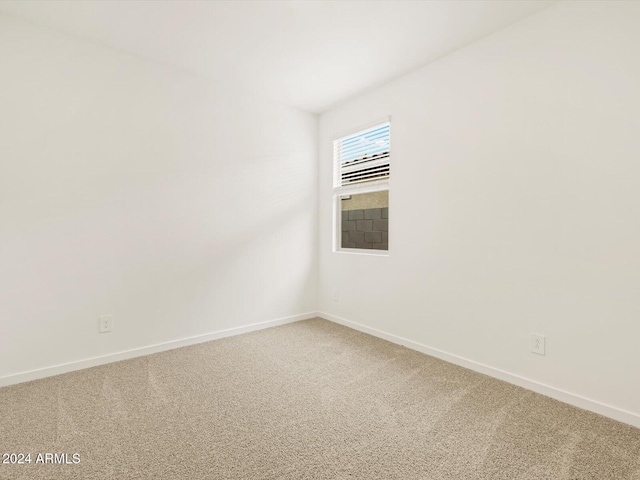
xmin=334 ymin=123 xmax=390 ymax=188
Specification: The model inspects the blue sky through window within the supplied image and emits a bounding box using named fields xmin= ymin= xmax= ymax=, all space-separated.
xmin=340 ymin=124 xmax=390 ymax=164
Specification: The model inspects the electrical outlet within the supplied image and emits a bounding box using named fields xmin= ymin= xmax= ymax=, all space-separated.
xmin=331 ymin=289 xmax=339 ymax=301
xmin=99 ymin=315 xmax=113 ymax=333
xmin=530 ymin=333 xmax=545 ymax=355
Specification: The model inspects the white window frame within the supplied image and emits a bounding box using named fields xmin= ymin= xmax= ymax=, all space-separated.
xmin=332 ymin=118 xmax=390 ymax=256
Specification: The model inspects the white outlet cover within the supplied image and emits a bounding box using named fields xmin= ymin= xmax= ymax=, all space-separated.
xmin=331 ymin=289 xmax=339 ymax=301
xmin=530 ymin=333 xmax=545 ymax=355
xmin=99 ymin=315 xmax=113 ymax=333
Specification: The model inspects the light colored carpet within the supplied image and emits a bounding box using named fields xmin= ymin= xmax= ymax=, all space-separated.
xmin=1 ymin=318 xmax=639 ymax=479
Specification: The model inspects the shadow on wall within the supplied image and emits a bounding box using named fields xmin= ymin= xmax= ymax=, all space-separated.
xmin=0 ymin=160 xmax=317 ymax=377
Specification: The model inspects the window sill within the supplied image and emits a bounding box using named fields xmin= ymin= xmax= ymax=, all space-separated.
xmin=334 ymin=248 xmax=389 ymax=257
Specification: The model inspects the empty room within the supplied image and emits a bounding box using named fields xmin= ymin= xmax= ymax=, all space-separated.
xmin=1 ymin=0 xmax=639 ymax=478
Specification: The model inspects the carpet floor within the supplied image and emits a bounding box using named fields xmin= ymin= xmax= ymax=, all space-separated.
xmin=1 ymin=318 xmax=639 ymax=479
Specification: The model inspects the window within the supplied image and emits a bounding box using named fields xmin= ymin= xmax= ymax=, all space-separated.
xmin=333 ymin=121 xmax=390 ymax=252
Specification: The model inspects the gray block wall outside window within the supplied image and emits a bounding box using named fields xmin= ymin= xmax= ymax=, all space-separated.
xmin=342 ymin=219 xmax=356 ymax=232
xmin=341 ymin=208 xmax=388 ymax=250
xmin=348 ymin=209 xmax=364 ymax=220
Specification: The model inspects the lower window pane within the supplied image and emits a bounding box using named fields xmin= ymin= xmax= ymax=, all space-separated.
xmin=341 ymin=191 xmax=388 ymax=250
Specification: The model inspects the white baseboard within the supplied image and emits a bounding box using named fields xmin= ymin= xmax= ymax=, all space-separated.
xmin=0 ymin=312 xmax=317 ymax=388
xmin=318 ymin=311 xmax=640 ymax=429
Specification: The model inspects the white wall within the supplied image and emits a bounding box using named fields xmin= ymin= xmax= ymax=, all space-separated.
xmin=319 ymin=1 xmax=640 ymax=424
xmin=0 ymin=16 xmax=318 ymax=380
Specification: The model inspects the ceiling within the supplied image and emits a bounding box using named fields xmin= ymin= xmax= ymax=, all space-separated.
xmin=0 ymin=0 xmax=557 ymax=113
